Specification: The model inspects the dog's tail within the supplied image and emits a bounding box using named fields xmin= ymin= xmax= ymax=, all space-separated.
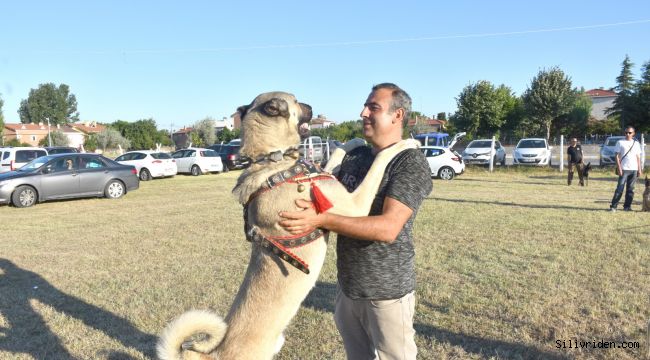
xmin=157 ymin=310 xmax=227 ymax=360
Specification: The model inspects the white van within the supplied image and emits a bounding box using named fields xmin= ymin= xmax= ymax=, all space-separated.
xmin=0 ymin=147 xmax=49 ymax=173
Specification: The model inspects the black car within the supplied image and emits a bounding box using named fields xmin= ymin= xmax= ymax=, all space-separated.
xmin=45 ymin=146 xmax=79 ymax=155
xmin=208 ymin=144 xmax=250 ymax=171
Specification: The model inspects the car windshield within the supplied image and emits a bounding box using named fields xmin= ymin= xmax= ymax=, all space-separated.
xmin=19 ymin=156 xmax=55 ymax=171
xmin=517 ymin=140 xmax=546 ymax=148
xmin=606 ymin=138 xmax=623 ymax=146
xmin=467 ymin=141 xmax=493 ymax=148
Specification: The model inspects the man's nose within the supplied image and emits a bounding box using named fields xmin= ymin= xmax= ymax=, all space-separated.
xmin=360 ymin=106 xmax=369 ymax=118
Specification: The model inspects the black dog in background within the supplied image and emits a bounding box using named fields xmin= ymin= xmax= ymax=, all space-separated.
xmin=582 ymin=162 xmax=592 ymax=186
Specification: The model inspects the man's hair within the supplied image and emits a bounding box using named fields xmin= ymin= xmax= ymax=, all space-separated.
xmin=624 ymin=125 xmax=635 ymax=133
xmin=371 ymin=83 xmax=412 ymax=123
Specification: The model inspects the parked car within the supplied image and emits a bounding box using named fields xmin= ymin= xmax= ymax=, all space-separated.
xmin=414 ymin=132 xmax=466 ymax=148
xmin=45 ymin=146 xmax=79 ymax=155
xmin=298 ymin=136 xmax=325 ymax=162
xmin=115 ymin=150 xmax=177 ymax=180
xmin=512 ymin=138 xmax=553 ymax=166
xmin=421 ymin=146 xmax=465 ymax=180
xmin=0 ymin=153 xmax=139 ymax=208
xmin=599 ymin=136 xmax=626 ymax=167
xmin=0 ymin=147 xmax=48 ymax=173
xmin=171 ymin=148 xmax=223 ymax=175
xmin=462 ymin=139 xmax=506 ymax=166
xmin=208 ymin=144 xmax=250 ymax=171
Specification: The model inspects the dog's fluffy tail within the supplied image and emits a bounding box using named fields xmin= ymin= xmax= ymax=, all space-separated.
xmin=157 ymin=310 xmax=227 ymax=360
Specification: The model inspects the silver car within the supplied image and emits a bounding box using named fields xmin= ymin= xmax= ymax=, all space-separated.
xmin=0 ymin=153 xmax=139 ymax=208
xmin=462 ymin=139 xmax=506 ymax=166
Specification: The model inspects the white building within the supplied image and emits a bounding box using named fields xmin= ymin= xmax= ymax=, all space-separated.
xmin=586 ymin=88 xmax=617 ymax=121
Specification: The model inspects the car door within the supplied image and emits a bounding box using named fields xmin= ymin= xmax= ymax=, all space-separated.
xmin=78 ymin=156 xmax=111 ymax=195
xmin=39 ymin=155 xmax=81 ymax=199
xmin=172 ymin=150 xmax=189 ymax=173
xmin=423 ymin=148 xmax=444 ymax=175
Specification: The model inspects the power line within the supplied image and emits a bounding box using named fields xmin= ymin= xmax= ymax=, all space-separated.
xmin=37 ymin=19 xmax=650 ymax=55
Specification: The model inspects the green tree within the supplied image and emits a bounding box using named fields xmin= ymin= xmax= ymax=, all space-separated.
xmin=451 ymin=81 xmax=516 ymax=139
xmin=522 ymin=67 xmax=575 ymax=139
xmin=38 ymin=130 xmax=69 ymax=146
xmin=96 ymin=128 xmax=130 ymax=151
xmin=635 ymin=60 xmax=650 ymax=132
xmin=191 ymin=117 xmax=216 ymax=146
xmin=437 ymin=112 xmax=447 ymax=121
xmin=607 ymin=55 xmax=638 ymax=129
xmin=554 ymin=91 xmax=592 ymax=137
xmin=18 ymin=83 xmax=79 ymax=125
xmin=111 ymin=119 xmax=171 ymax=150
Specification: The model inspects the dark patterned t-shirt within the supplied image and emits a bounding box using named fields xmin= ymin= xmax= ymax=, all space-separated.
xmin=335 ymin=145 xmax=432 ymax=300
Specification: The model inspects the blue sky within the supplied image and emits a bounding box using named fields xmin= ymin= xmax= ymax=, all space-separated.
xmin=1 ymin=1 xmax=650 ymax=131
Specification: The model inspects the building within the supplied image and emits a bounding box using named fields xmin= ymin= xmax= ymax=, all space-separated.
xmin=586 ymin=88 xmax=617 ymax=121
xmin=214 ymin=116 xmax=235 ymax=132
xmin=310 ymin=114 xmax=336 ymax=129
xmin=2 ymin=121 xmax=105 ymax=147
xmin=407 ymin=116 xmax=447 ymax=133
xmin=172 ymin=127 xmax=193 ymax=149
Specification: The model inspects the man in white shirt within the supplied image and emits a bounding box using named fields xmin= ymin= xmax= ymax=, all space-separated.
xmin=609 ymin=126 xmax=644 ymax=211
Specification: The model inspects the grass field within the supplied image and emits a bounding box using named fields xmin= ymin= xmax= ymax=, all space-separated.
xmin=0 ymin=167 xmax=648 ymax=360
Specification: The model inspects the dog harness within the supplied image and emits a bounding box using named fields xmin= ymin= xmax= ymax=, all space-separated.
xmin=243 ymin=159 xmax=334 ymax=274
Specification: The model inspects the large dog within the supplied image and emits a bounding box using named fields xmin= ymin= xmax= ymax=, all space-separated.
xmin=157 ymin=91 xmax=418 ymax=360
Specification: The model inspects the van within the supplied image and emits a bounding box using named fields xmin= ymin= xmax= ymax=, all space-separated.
xmin=0 ymin=147 xmax=49 ymax=173
xmin=414 ymin=132 xmax=466 ymax=148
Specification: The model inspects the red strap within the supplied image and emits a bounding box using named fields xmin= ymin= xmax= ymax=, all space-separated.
xmin=311 ymin=183 xmax=333 ymax=213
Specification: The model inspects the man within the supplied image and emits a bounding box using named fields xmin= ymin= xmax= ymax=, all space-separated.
xmin=567 ymin=137 xmax=584 ymax=186
xmin=610 ymin=126 xmax=643 ymax=211
xmin=279 ymin=83 xmax=432 ymax=359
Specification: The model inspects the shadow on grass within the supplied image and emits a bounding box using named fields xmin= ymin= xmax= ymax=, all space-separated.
xmin=0 ymin=258 xmax=156 ymax=359
xmin=303 ymin=282 xmax=567 ymax=359
xmin=430 ymin=197 xmax=607 ymax=212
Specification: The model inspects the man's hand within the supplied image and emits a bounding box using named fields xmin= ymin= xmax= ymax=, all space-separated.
xmin=279 ymin=199 xmax=321 ymax=235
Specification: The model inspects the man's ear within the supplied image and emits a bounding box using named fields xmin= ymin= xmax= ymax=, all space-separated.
xmin=394 ymin=108 xmax=405 ymax=124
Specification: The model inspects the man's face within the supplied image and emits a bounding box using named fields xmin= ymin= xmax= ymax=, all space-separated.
xmin=571 ymin=138 xmax=577 ymax=145
xmin=625 ymin=128 xmax=635 ymax=139
xmin=359 ymin=88 xmax=401 ymax=143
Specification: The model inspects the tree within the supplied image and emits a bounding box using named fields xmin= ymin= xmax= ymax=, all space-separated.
xmin=437 ymin=112 xmax=446 ymax=121
xmin=111 ymin=118 xmax=172 ymax=150
xmin=606 ymin=55 xmax=639 ymax=129
xmin=191 ymin=117 xmax=216 ymax=147
xmin=310 ymin=120 xmax=363 ymax=142
xmin=554 ymin=91 xmax=592 ymax=137
xmin=96 ymin=128 xmax=130 ymax=151
xmin=635 ymin=60 xmax=650 ymax=132
xmin=38 ymin=130 xmax=69 ymax=147
xmin=18 ymin=83 xmax=79 ymax=125
xmin=216 ymin=127 xmax=241 ymax=143
xmin=451 ymin=81 xmax=517 ymax=139
xmin=522 ymin=67 xmax=575 ymax=139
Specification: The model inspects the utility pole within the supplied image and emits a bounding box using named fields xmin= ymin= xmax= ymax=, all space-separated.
xmin=46 ymin=117 xmax=52 ymax=147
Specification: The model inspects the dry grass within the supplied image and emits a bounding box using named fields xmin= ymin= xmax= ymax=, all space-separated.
xmin=0 ymin=167 xmax=648 ymax=359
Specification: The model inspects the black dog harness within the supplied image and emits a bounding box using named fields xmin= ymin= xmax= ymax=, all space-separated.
xmin=243 ymin=159 xmax=334 ymax=274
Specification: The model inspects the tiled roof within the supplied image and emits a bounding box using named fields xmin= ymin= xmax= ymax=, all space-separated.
xmin=586 ymin=89 xmax=617 ymax=97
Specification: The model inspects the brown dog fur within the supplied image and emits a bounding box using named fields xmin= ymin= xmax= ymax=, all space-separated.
xmin=157 ymin=92 xmax=418 ymax=360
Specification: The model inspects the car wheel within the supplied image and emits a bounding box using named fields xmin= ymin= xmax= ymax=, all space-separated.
xmin=139 ymin=168 xmax=152 ymax=181
xmin=438 ymin=166 xmax=455 ymax=180
xmin=191 ymin=165 xmax=202 ymax=176
xmin=12 ymin=185 xmax=37 ymax=208
xmin=105 ymin=180 xmax=125 ymax=199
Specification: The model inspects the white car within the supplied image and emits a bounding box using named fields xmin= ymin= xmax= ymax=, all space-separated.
xmin=171 ymin=148 xmax=223 ymax=175
xmin=0 ymin=147 xmax=48 ymax=173
xmin=421 ymin=146 xmax=465 ymax=180
xmin=599 ymin=136 xmax=625 ymax=167
xmin=513 ymin=138 xmax=553 ymax=166
xmin=462 ymin=139 xmax=506 ymax=166
xmin=115 ymin=150 xmax=178 ymax=181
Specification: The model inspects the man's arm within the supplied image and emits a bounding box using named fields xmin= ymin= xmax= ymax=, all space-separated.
xmin=279 ymin=197 xmax=413 ymax=243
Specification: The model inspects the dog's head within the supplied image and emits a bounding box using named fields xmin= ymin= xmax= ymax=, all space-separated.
xmin=583 ymin=162 xmax=592 ymax=177
xmin=237 ymin=92 xmax=312 ymax=159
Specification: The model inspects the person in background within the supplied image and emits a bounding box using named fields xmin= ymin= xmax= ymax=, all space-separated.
xmin=567 ymin=137 xmax=584 ymax=186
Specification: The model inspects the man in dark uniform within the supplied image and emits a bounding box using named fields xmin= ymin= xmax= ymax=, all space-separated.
xmin=567 ymin=137 xmax=584 ymax=186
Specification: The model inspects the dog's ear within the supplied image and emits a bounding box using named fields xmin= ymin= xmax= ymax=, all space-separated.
xmin=262 ymin=98 xmax=290 ymax=118
xmin=237 ymin=104 xmax=250 ymax=118
xmin=298 ymin=103 xmax=312 ymax=125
